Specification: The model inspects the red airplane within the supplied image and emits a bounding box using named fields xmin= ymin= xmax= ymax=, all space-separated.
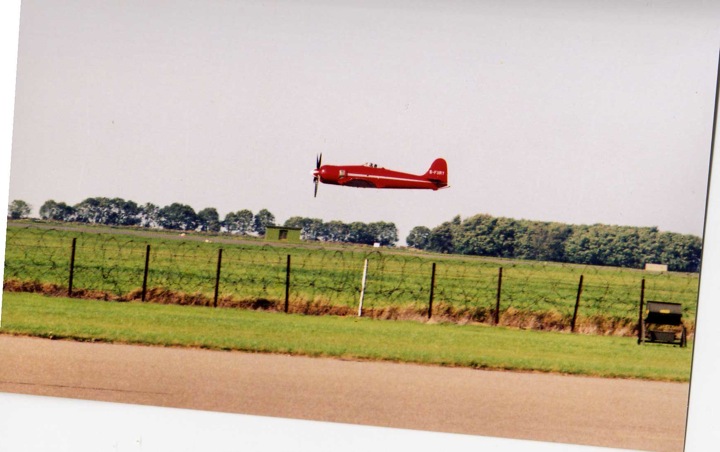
xmin=312 ymin=154 xmax=448 ymax=197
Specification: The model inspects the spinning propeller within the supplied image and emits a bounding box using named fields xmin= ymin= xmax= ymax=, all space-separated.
xmin=313 ymin=153 xmax=322 ymax=197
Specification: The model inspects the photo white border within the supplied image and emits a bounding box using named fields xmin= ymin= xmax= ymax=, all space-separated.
xmin=1 ymin=2 xmax=717 ymax=450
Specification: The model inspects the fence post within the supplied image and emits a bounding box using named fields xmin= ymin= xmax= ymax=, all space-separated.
xmin=358 ymin=258 xmax=369 ymax=317
xmin=494 ymin=267 xmax=503 ymax=325
xmin=638 ymin=278 xmax=646 ymax=344
xmin=68 ymin=238 xmax=77 ymax=297
xmin=428 ymin=263 xmax=436 ymax=319
xmin=141 ymin=244 xmax=151 ymax=301
xmin=571 ymin=274 xmax=584 ymax=332
xmin=213 ymin=248 xmax=223 ymax=308
xmin=285 ymin=255 xmax=291 ymax=313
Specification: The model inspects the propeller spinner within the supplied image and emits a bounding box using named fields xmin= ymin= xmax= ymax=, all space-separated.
xmin=313 ymin=153 xmax=322 ymax=197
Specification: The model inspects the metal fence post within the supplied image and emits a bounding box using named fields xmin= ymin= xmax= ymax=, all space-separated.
xmin=141 ymin=244 xmax=150 ymax=301
xmin=285 ymin=255 xmax=291 ymax=313
xmin=213 ymin=248 xmax=223 ymax=308
xmin=494 ymin=267 xmax=503 ymax=325
xmin=638 ymin=278 xmax=646 ymax=344
xmin=428 ymin=263 xmax=436 ymax=319
xmin=68 ymin=238 xmax=77 ymax=297
xmin=571 ymin=274 xmax=584 ymax=332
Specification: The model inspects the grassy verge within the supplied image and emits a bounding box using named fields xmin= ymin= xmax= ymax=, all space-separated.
xmin=0 ymin=292 xmax=692 ymax=381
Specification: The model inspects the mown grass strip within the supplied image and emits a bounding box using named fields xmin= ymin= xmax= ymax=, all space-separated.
xmin=0 ymin=292 xmax=692 ymax=381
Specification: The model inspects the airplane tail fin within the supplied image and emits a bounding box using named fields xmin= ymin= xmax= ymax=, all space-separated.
xmin=424 ymin=158 xmax=448 ymax=187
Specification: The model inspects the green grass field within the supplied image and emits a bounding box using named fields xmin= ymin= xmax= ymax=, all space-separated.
xmin=3 ymin=222 xmax=700 ymax=333
xmin=0 ymin=292 xmax=693 ymax=381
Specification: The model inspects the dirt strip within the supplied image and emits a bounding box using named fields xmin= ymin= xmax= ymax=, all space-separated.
xmin=0 ymin=334 xmax=688 ymax=451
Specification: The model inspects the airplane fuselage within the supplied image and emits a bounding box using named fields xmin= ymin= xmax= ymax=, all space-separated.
xmin=312 ymin=157 xmax=448 ymax=196
xmin=316 ymin=165 xmax=439 ymax=189
xmin=314 ymin=159 xmax=448 ymax=192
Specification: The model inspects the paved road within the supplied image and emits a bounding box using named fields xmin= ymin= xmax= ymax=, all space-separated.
xmin=0 ymin=334 xmax=689 ymax=451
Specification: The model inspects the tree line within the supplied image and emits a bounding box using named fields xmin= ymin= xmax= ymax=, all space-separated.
xmin=283 ymin=217 xmax=398 ymax=246
xmin=406 ymin=214 xmax=702 ymax=272
xmin=7 ymin=198 xmax=399 ymax=245
xmin=10 ymin=198 xmax=277 ymax=235
xmin=7 ymin=198 xmax=702 ymax=271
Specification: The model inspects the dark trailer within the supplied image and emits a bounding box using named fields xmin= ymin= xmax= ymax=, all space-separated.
xmin=639 ymin=301 xmax=687 ymax=347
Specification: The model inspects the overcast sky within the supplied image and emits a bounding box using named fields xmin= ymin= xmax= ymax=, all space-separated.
xmin=7 ymin=0 xmax=720 ymax=243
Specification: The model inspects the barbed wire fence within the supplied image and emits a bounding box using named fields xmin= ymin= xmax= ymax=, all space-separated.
xmin=3 ymin=227 xmax=700 ymax=336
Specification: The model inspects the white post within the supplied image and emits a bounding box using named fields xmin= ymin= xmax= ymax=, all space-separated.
xmin=358 ymin=258 xmax=369 ymax=317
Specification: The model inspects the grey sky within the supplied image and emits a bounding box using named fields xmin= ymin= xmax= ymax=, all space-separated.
xmin=8 ymin=0 xmax=720 ymax=243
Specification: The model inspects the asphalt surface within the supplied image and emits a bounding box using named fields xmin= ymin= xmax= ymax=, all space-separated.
xmin=0 ymin=334 xmax=689 ymax=451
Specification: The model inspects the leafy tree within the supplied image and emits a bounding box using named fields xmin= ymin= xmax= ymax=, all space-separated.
xmin=139 ymin=203 xmax=160 ymax=228
xmin=421 ymin=213 xmax=704 ymax=271
xmin=223 ymin=211 xmax=239 ymax=233
xmin=236 ymin=209 xmax=254 ymax=235
xmin=657 ymin=231 xmax=702 ymax=272
xmin=681 ymin=235 xmax=702 ymax=273
xmin=454 ymin=214 xmax=499 ymax=256
xmin=542 ymin=223 xmax=573 ymax=262
xmin=563 ymin=225 xmax=604 ymax=265
xmin=72 ymin=197 xmax=103 ymax=223
xmin=604 ymin=227 xmax=642 ymax=268
xmin=347 ymin=222 xmax=375 ymax=245
xmin=307 ymin=219 xmax=328 ymax=241
xmin=406 ymin=226 xmax=431 ymax=249
xmin=8 ymin=200 xmax=31 ymax=219
xmin=197 ymin=207 xmax=220 ymax=232
xmin=224 ymin=209 xmax=254 ymax=235
xmin=283 ymin=216 xmax=304 ymax=229
xmin=39 ymin=200 xmax=75 ymax=221
xmin=637 ymin=227 xmax=661 ymax=265
xmin=427 ymin=221 xmax=458 ymax=253
xmin=368 ymin=221 xmax=398 ymax=246
xmin=284 ymin=216 xmax=325 ymax=240
xmin=158 ymin=203 xmax=198 ymax=231
xmin=252 ymin=209 xmax=275 ymax=235
xmin=223 ymin=209 xmax=253 ymax=235
xmin=516 ymin=221 xmax=572 ymax=262
xmin=100 ymin=197 xmax=140 ymax=226
xmin=280 ymin=218 xmax=396 ymax=245
xmin=558 ymin=224 xmax=702 ymax=271
xmin=323 ymin=220 xmax=349 ymax=242
xmin=113 ymin=198 xmax=141 ymax=226
xmin=71 ymin=197 xmax=140 ymax=226
xmin=514 ymin=221 xmax=542 ymax=260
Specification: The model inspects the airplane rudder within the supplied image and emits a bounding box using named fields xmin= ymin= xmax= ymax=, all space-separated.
xmin=426 ymin=158 xmax=448 ymax=183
